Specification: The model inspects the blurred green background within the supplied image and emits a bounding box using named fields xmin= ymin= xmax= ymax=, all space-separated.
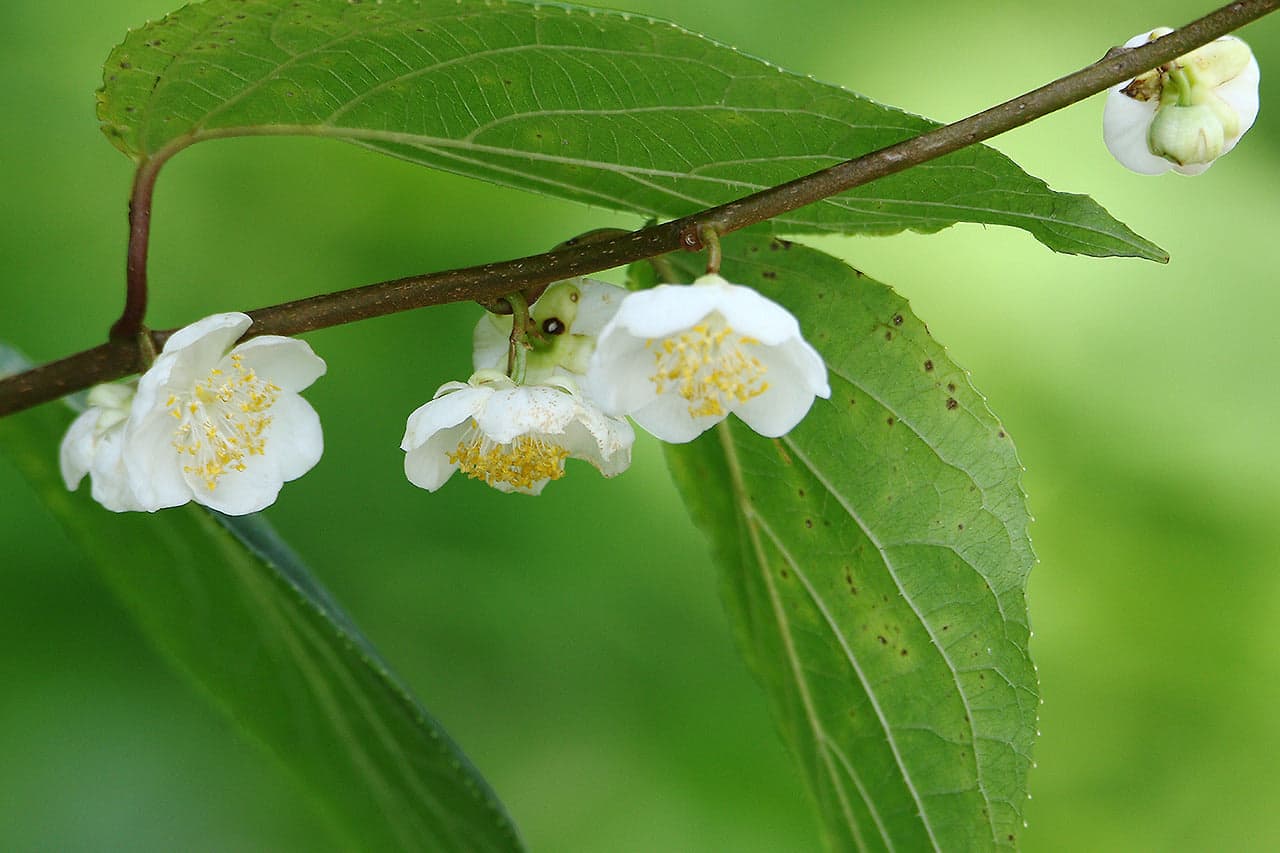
xmin=3 ymin=0 xmax=1278 ymax=849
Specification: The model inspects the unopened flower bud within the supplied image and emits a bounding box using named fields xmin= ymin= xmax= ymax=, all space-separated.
xmin=1147 ymin=102 xmax=1225 ymax=166
xmin=1103 ymin=29 xmax=1260 ymax=175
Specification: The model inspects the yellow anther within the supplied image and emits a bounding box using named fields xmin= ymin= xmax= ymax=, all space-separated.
xmin=171 ymin=356 xmax=280 ymax=492
xmin=645 ymin=319 xmax=769 ymax=420
xmin=448 ymin=426 xmax=570 ymax=491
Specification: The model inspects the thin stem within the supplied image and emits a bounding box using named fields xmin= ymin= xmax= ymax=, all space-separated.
xmin=1 ymin=0 xmax=1276 ymax=417
xmin=700 ymin=225 xmax=723 ymax=275
xmin=109 ymin=156 xmax=165 ymax=341
xmin=505 ymin=292 xmax=531 ymax=384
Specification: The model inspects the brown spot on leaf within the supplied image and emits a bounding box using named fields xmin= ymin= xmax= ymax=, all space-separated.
xmin=762 ymin=270 xmax=777 ymax=280
xmin=924 ymin=359 xmax=934 ymax=371
xmin=946 ymin=398 xmax=958 ymax=410
xmin=886 ymin=417 xmax=895 ymax=426
xmin=947 ymin=383 xmax=956 ymax=392
xmin=892 ymin=314 xmax=904 ymax=326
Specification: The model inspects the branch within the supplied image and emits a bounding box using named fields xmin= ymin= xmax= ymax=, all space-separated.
xmin=2 ymin=0 xmax=1275 ymax=417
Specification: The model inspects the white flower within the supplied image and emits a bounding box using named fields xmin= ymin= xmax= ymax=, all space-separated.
xmin=583 ymin=274 xmax=830 ymax=443
xmin=60 ymin=382 xmax=146 ymax=512
xmin=1104 ymin=28 xmax=1260 ymax=175
xmin=124 ymin=312 xmax=326 ymax=515
xmin=473 ymin=278 xmax=627 ymax=383
xmin=401 ymin=370 xmax=634 ymax=495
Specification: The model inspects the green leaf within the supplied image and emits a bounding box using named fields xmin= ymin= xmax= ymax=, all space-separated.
xmin=0 ymin=346 xmax=523 ymax=853
xmin=658 ymin=237 xmax=1037 ymax=850
xmin=97 ymin=0 xmax=1162 ymax=260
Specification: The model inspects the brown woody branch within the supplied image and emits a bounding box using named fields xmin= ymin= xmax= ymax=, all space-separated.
xmin=1 ymin=0 xmax=1276 ymax=417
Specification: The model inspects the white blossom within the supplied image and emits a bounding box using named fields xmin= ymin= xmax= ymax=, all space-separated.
xmin=473 ymin=278 xmax=627 ymax=383
xmin=1104 ymin=28 xmax=1260 ymax=175
xmin=59 ymin=382 xmax=145 ymax=512
xmin=401 ymin=370 xmax=634 ymax=495
xmin=123 ymin=312 xmax=326 ymax=515
xmin=583 ymin=274 xmax=830 ymax=443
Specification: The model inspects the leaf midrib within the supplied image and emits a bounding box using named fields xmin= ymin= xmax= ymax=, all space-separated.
xmin=147 ymin=120 xmax=1143 ymax=254
xmin=718 ymin=422 xmax=925 ymax=852
xmin=780 ymin=433 xmax=1000 ymax=849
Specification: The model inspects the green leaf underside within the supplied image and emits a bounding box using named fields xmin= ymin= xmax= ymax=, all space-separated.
xmin=0 ymin=346 xmax=522 ymax=853
xmin=99 ymin=0 xmax=1162 ymax=260
xmin=658 ymin=238 xmax=1037 ymax=851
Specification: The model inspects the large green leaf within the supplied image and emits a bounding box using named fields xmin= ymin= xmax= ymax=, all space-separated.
xmin=97 ymin=0 xmax=1162 ymax=260
xmin=659 ymin=237 xmax=1037 ymax=850
xmin=0 ymin=346 xmax=523 ymax=853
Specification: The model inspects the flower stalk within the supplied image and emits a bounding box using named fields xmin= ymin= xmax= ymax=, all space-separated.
xmin=505 ymin=292 xmax=532 ymax=384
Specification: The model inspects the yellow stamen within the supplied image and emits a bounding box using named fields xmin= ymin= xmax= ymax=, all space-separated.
xmin=448 ymin=424 xmax=569 ymax=491
xmin=646 ymin=320 xmax=769 ymax=418
xmin=170 ymin=353 xmax=280 ymax=492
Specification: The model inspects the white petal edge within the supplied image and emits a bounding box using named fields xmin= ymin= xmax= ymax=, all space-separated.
xmin=156 ymin=312 xmax=252 ymax=389
xmin=692 ymin=275 xmax=804 ymax=345
xmin=124 ymin=406 xmax=195 ymax=512
xmin=402 ymin=385 xmax=490 ymax=451
xmin=59 ymin=409 xmax=99 ymax=491
xmin=1103 ymin=91 xmax=1172 ymax=175
xmin=86 ymin=427 xmax=144 ymax=512
xmin=404 ymin=422 xmax=471 ymax=491
xmin=231 ymin=336 xmax=327 ymax=393
xmin=262 ymin=394 xmax=324 ymax=483
xmin=475 ymin=386 xmax=579 ymax=444
xmin=606 ymin=284 xmax=724 ymax=339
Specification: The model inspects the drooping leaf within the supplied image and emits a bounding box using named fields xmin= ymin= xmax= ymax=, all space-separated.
xmin=0 ymin=346 xmax=523 ymax=853
xmin=98 ymin=0 xmax=1162 ymax=260
xmin=657 ymin=237 xmax=1037 ymax=850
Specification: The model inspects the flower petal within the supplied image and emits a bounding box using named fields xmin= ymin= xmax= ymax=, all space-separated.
xmin=156 ymin=312 xmax=252 ymax=388
xmin=402 ymin=385 xmax=489 ymax=451
xmin=185 ymin=449 xmax=285 ymax=516
xmin=559 ymin=410 xmax=635 ymax=475
xmin=262 ymin=394 xmax=324 ymax=482
xmin=571 ymin=278 xmax=628 ymax=337
xmin=630 ymin=390 xmax=725 ymax=443
xmin=734 ymin=342 xmax=830 ymax=437
xmin=692 ymin=275 xmax=803 ymax=345
xmin=59 ymin=409 xmax=99 ymax=491
xmin=87 ymin=428 xmax=145 ymax=513
xmin=1216 ymin=50 xmax=1261 ymax=152
xmin=582 ymin=328 xmax=658 ymax=416
xmin=124 ymin=408 xmax=195 ymax=512
xmin=472 ymin=312 xmax=513 ymax=374
xmin=404 ymin=422 xmax=469 ymax=491
xmin=230 ymin=336 xmax=327 ymax=393
xmin=608 ymin=284 xmax=723 ymax=339
xmin=1103 ymin=90 xmax=1171 ymax=175
xmin=475 ymin=386 xmax=578 ymax=444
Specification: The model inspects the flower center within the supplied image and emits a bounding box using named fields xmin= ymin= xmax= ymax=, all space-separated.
xmin=647 ymin=321 xmax=769 ymax=418
xmin=449 ymin=426 xmax=569 ymax=490
xmin=169 ymin=354 xmax=281 ymax=492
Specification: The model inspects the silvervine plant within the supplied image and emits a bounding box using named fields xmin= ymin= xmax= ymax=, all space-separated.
xmin=1 ymin=0 xmax=1274 ymax=849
